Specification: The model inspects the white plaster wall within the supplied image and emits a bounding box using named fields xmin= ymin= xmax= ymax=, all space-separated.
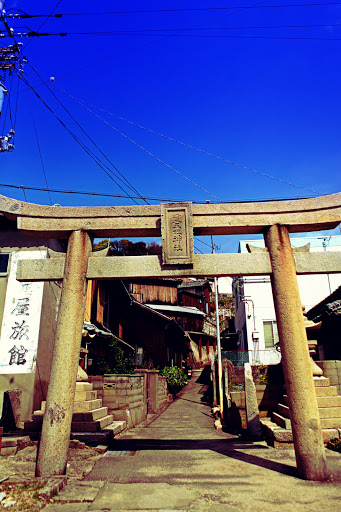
xmin=234 ymin=237 xmax=341 ymax=365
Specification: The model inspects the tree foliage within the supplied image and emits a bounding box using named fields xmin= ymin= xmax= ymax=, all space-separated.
xmin=93 ymin=239 xmax=162 ymax=256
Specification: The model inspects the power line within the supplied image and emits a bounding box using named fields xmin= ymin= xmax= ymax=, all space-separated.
xmin=6 ymin=3 xmax=341 ymax=17
xmin=10 ymin=31 xmax=341 ymax=42
xmin=0 ymin=182 xmax=319 ymax=203
xmin=28 ymin=64 xmax=149 ymax=205
xmin=14 ymin=23 xmax=341 ymax=34
xmin=65 ymin=93 xmax=224 ymax=202
xmin=58 ymin=88 xmax=321 ymax=196
xmin=17 ymin=72 xmax=142 ymax=205
xmin=27 ymin=93 xmax=53 ymax=205
xmin=23 ymin=0 xmax=63 ymax=49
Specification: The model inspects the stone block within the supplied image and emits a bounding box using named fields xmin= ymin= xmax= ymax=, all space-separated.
xmin=1 ymin=438 xmax=17 ymax=447
xmin=273 ymin=412 xmax=291 ymax=430
xmin=73 ymin=399 xmax=102 ymax=413
xmin=72 ymin=407 xmax=108 ymax=422
xmin=317 ymin=360 xmax=341 ymax=369
xmin=318 ymin=407 xmax=341 ymax=419
xmin=54 ymin=481 xmax=104 ymax=503
xmin=313 ymin=377 xmax=330 ymax=387
xmin=1 ymin=446 xmax=17 ymax=456
xmin=75 ymin=382 xmax=93 ymax=391
xmin=315 ymin=386 xmax=338 ymax=396
xmin=74 ymin=390 xmax=97 ymax=401
xmin=244 ymin=363 xmax=262 ymax=439
xmin=71 ymin=414 xmax=113 ymax=432
xmin=104 ymin=421 xmax=127 ymax=435
xmin=109 ymin=409 xmax=130 ymax=423
xmin=317 ymin=396 xmax=341 ymax=407
xmin=320 ymin=418 xmax=341 ymax=429
xmin=278 ymin=403 xmax=290 ymax=418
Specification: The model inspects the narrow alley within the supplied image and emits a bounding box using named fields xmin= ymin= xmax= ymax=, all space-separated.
xmin=44 ymin=370 xmax=341 ymax=512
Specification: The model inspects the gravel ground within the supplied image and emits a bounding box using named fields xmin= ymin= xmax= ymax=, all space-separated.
xmin=0 ymin=443 xmax=102 ymax=510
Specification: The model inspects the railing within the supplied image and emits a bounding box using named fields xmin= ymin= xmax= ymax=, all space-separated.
xmin=222 ymin=349 xmax=282 ymax=366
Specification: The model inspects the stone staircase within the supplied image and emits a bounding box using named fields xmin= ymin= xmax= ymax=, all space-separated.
xmin=24 ymin=381 xmax=127 ymax=444
xmin=261 ymin=376 xmax=341 ymax=447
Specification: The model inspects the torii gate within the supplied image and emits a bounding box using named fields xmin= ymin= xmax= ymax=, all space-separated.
xmin=1 ymin=192 xmax=341 ymax=481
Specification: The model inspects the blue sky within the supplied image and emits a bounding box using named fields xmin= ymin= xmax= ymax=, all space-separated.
xmin=1 ymin=1 xmax=340 ymax=252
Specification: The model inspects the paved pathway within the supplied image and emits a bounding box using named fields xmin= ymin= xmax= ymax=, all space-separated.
xmin=44 ymin=370 xmax=341 ymax=512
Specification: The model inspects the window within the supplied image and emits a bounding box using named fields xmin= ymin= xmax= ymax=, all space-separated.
xmin=0 ymin=253 xmax=9 ymax=276
xmin=263 ymin=320 xmax=279 ymax=348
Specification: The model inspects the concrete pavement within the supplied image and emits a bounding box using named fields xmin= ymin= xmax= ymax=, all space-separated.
xmin=43 ymin=369 xmax=341 ymax=511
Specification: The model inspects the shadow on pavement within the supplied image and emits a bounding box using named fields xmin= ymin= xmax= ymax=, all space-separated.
xmin=108 ymin=437 xmax=298 ymax=478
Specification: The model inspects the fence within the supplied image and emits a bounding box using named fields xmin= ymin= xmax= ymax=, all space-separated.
xmin=222 ymin=349 xmax=282 ymax=366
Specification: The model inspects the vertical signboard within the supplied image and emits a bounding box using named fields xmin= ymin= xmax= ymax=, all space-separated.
xmin=0 ymin=251 xmax=45 ymax=374
xmin=161 ymin=202 xmax=194 ymax=265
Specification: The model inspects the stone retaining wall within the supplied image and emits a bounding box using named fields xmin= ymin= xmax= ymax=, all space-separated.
xmin=88 ymin=371 xmax=171 ymax=429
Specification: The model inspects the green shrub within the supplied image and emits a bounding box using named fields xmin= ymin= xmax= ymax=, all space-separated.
xmin=160 ymin=366 xmax=187 ymax=394
xmin=88 ymin=337 xmax=134 ymax=375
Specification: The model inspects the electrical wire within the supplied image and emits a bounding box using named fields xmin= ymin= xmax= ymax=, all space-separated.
xmin=6 ymin=3 xmax=341 ymax=17
xmin=0 ymin=182 xmax=317 ymax=203
xmin=59 ymin=88 xmax=322 ymax=196
xmin=27 ymin=93 xmax=53 ymax=205
xmin=11 ymin=31 xmax=341 ymax=41
xmin=28 ymin=65 xmax=149 ymax=205
xmin=67 ymin=96 xmax=224 ymax=202
xmin=17 ymin=72 xmax=142 ymax=205
xmin=23 ymin=0 xmax=63 ymax=49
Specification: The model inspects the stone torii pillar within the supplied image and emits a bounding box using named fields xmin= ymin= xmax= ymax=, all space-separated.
xmin=264 ymin=225 xmax=328 ymax=481
xmin=35 ymin=230 xmax=92 ymax=477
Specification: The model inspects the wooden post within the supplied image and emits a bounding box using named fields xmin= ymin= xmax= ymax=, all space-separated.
xmin=264 ymin=225 xmax=328 ymax=481
xmin=35 ymin=230 xmax=92 ymax=477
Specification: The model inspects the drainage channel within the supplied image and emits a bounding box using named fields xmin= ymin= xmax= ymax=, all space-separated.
xmin=103 ymin=450 xmax=137 ymax=457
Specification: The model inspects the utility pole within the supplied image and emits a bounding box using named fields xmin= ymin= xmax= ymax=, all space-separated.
xmin=211 ymin=235 xmax=224 ymax=419
xmin=0 ymin=0 xmax=23 ymax=151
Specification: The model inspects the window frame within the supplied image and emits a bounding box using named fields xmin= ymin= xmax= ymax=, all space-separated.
xmin=263 ymin=320 xmax=279 ymax=348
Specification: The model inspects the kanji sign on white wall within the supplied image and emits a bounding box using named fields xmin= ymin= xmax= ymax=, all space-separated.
xmin=0 ymin=251 xmax=45 ymax=374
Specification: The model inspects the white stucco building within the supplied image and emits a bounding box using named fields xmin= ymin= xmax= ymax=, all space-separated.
xmin=232 ymin=235 xmax=341 ymax=366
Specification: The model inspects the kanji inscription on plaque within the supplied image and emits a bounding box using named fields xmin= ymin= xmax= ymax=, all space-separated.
xmin=161 ymin=203 xmax=194 ymax=265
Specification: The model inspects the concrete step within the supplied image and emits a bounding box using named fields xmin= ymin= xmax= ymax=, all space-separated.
xmin=75 ymin=382 xmax=93 ymax=391
xmin=317 ymin=396 xmax=341 ymax=408
xmin=313 ymin=377 xmax=330 ymax=387
xmin=272 ymin=412 xmax=291 ymax=430
xmin=318 ymin=407 xmax=341 ymax=419
xmin=315 ymin=386 xmax=338 ymax=397
xmin=71 ymin=414 xmax=114 ymax=432
xmin=72 ymin=407 xmax=109 ymax=422
xmin=320 ymin=417 xmax=341 ymax=429
xmin=282 ymin=394 xmax=341 ymax=408
xmin=74 ymin=390 xmax=97 ymax=401
xmin=73 ymin=399 xmax=102 ymax=413
xmin=277 ymin=403 xmax=290 ymax=419
xmin=103 ymin=420 xmax=127 ymax=436
xmin=70 ymin=431 xmax=113 ymax=445
xmin=261 ymin=417 xmax=341 ymax=447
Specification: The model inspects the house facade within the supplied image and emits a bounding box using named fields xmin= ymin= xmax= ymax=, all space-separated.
xmin=233 ymin=235 xmax=341 ymax=366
